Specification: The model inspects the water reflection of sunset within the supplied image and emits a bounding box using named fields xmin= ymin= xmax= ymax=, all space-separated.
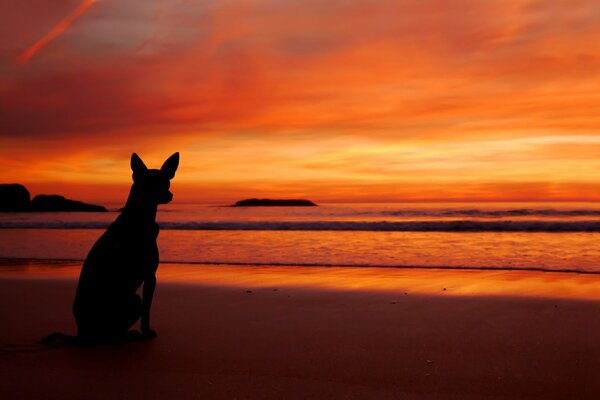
xmin=3 ymin=260 xmax=600 ymax=301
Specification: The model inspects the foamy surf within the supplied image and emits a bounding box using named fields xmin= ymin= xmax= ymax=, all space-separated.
xmin=2 ymin=219 xmax=600 ymax=232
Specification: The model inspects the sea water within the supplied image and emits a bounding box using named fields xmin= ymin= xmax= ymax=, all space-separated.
xmin=1 ymin=202 xmax=599 ymax=272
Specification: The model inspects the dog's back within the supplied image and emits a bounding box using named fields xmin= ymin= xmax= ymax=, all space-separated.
xmin=71 ymin=152 xmax=179 ymax=341
xmin=75 ymin=215 xmax=159 ymax=298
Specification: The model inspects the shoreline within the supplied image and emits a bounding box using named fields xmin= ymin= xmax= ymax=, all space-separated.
xmin=1 ymin=258 xmax=600 ymax=301
xmin=3 ymin=256 xmax=600 ymax=275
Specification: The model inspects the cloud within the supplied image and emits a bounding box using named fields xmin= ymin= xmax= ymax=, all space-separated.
xmin=15 ymin=0 xmax=97 ymax=64
xmin=2 ymin=0 xmax=600 ymax=201
xmin=3 ymin=0 xmax=600 ymax=135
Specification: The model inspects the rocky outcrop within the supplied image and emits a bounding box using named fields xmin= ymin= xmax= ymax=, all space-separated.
xmin=30 ymin=195 xmax=107 ymax=212
xmin=0 ymin=184 xmax=31 ymax=211
xmin=232 ymin=198 xmax=317 ymax=207
xmin=0 ymin=183 xmax=107 ymax=212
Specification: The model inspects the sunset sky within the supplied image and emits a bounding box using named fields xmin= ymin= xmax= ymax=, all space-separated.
xmin=1 ymin=0 xmax=599 ymax=203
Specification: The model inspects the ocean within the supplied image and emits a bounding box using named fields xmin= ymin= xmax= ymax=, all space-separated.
xmin=1 ymin=202 xmax=600 ymax=273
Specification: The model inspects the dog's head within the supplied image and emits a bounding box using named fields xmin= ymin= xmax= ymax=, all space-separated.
xmin=131 ymin=152 xmax=179 ymax=204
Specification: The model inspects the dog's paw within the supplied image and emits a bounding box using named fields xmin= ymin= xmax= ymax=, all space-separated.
xmin=124 ymin=330 xmax=143 ymax=341
xmin=141 ymin=329 xmax=158 ymax=339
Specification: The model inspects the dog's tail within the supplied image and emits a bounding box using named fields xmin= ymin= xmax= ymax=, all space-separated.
xmin=39 ymin=332 xmax=79 ymax=345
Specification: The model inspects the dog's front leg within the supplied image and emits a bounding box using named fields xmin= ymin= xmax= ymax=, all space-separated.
xmin=141 ymin=275 xmax=157 ymax=338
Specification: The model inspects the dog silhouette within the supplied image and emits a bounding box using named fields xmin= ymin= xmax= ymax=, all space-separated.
xmin=43 ymin=152 xmax=179 ymax=344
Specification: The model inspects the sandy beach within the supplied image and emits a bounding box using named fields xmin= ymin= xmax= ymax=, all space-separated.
xmin=1 ymin=261 xmax=600 ymax=399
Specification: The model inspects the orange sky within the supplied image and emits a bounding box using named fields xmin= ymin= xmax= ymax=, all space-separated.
xmin=1 ymin=0 xmax=600 ymax=203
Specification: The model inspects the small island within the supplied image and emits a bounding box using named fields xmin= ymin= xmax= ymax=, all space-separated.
xmin=232 ymin=198 xmax=318 ymax=207
xmin=0 ymin=184 xmax=107 ymax=212
xmin=30 ymin=194 xmax=107 ymax=212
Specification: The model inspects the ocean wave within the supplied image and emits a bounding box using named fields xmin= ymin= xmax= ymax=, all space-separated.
xmin=376 ymin=208 xmax=600 ymax=218
xmin=2 ymin=220 xmax=600 ymax=232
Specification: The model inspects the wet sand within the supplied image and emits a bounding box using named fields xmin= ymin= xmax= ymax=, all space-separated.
xmin=1 ymin=261 xmax=600 ymax=399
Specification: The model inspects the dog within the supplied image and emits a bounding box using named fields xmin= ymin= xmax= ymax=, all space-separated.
xmin=43 ymin=152 xmax=179 ymax=344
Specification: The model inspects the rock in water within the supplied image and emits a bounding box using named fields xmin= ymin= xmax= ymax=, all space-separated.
xmin=0 ymin=184 xmax=31 ymax=211
xmin=30 ymin=195 xmax=107 ymax=212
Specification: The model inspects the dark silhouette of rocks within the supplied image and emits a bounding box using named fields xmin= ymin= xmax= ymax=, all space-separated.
xmin=0 ymin=183 xmax=107 ymax=212
xmin=232 ymin=198 xmax=317 ymax=207
xmin=31 ymin=195 xmax=107 ymax=212
xmin=0 ymin=184 xmax=31 ymax=211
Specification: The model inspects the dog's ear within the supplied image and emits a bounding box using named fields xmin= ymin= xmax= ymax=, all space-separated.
xmin=161 ymin=152 xmax=179 ymax=179
xmin=131 ymin=153 xmax=148 ymax=180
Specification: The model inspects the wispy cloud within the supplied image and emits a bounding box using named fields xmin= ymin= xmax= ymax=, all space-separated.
xmin=15 ymin=0 xmax=96 ymax=64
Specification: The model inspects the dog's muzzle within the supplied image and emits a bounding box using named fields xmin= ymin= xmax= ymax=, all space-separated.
xmin=159 ymin=191 xmax=173 ymax=204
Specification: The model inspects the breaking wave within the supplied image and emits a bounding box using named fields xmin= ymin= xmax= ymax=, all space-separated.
xmin=373 ymin=208 xmax=600 ymax=218
xmin=2 ymin=220 xmax=600 ymax=232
